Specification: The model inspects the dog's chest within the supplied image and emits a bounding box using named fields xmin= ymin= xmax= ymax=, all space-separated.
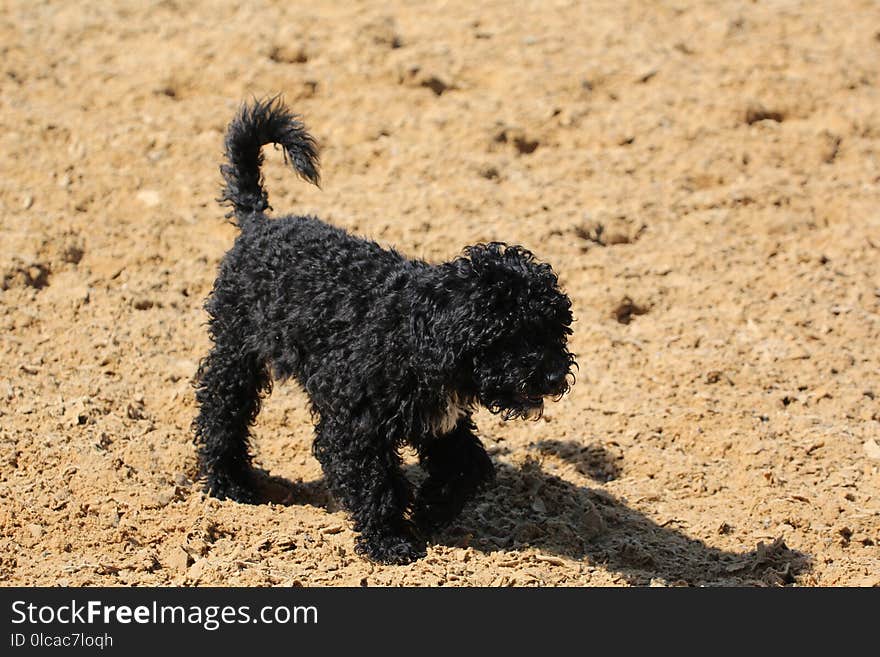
xmin=429 ymin=394 xmax=467 ymax=435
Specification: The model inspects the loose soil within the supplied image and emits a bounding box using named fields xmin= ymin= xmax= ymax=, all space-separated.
xmin=1 ymin=0 xmax=878 ymax=586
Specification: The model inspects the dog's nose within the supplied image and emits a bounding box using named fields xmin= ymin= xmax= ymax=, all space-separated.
xmin=545 ymin=366 xmax=568 ymax=389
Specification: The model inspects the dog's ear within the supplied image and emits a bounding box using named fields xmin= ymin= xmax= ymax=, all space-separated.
xmin=409 ymin=247 xmax=507 ymax=374
xmin=458 ymin=243 xmax=530 ymax=337
xmin=462 ymin=242 xmax=571 ymax=330
xmin=411 ymin=243 xmax=570 ymax=375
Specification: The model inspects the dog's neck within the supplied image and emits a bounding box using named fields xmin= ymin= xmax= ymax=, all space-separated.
xmin=409 ymin=263 xmax=480 ymax=377
xmin=428 ymin=392 xmax=469 ymax=435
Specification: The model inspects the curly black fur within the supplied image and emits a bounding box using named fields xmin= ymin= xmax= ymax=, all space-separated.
xmin=194 ymin=97 xmax=576 ymax=564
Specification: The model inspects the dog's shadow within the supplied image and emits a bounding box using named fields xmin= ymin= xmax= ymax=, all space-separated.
xmin=252 ymin=439 xmax=811 ymax=586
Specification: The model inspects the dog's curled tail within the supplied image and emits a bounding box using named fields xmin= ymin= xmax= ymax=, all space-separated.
xmin=220 ymin=96 xmax=320 ymax=227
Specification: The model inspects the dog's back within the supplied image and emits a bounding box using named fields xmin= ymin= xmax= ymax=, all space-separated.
xmin=209 ymin=98 xmax=429 ymax=401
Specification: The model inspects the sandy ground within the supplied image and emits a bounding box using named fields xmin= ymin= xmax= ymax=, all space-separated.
xmin=1 ymin=0 xmax=879 ymax=586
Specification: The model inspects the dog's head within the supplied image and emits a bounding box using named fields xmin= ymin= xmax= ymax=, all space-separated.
xmin=434 ymin=243 xmax=576 ymax=420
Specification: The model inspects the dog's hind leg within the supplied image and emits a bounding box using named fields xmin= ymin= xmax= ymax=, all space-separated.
xmin=313 ymin=417 xmax=425 ymax=564
xmin=193 ymin=341 xmax=271 ymax=503
xmin=413 ymin=417 xmax=495 ymax=534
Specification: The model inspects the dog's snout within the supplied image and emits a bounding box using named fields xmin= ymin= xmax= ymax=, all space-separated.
xmin=545 ymin=366 xmax=568 ymax=388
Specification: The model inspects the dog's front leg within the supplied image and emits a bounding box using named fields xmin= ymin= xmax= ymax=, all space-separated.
xmin=193 ymin=341 xmax=270 ymax=503
xmin=413 ymin=416 xmax=495 ymax=534
xmin=313 ymin=417 xmax=425 ymax=564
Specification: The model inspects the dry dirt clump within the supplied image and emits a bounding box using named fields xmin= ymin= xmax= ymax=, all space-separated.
xmin=1 ymin=1 xmax=879 ymax=586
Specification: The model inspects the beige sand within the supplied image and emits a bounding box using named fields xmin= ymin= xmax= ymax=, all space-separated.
xmin=1 ymin=0 xmax=878 ymax=586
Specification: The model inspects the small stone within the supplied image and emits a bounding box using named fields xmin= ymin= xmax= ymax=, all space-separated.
xmin=171 ymin=359 xmax=196 ymax=382
xmin=136 ymin=190 xmax=161 ymax=207
xmin=187 ymin=557 xmax=208 ymax=581
xmin=531 ymin=496 xmax=547 ymax=513
xmin=420 ymin=75 xmax=451 ymax=96
xmin=167 ymin=547 xmax=191 ymax=574
xmin=637 ymin=68 xmax=658 ymax=83
xmin=619 ymin=542 xmax=656 ymax=568
xmin=513 ymin=522 xmax=544 ymax=544
xmin=268 ymin=43 xmax=309 ymax=64
xmin=577 ymin=502 xmax=606 ymax=538
xmin=154 ymin=488 xmax=175 ymax=507
xmin=745 ymin=104 xmax=784 ymax=125
xmin=613 ymin=296 xmax=649 ymax=325
xmin=127 ymin=400 xmax=147 ymax=420
xmin=863 ymin=439 xmax=880 ymax=460
xmin=361 ymin=16 xmax=402 ymax=48
xmin=533 ymin=554 xmax=565 ymax=566
xmin=61 ymin=244 xmax=84 ymax=265
xmin=478 ymin=165 xmax=500 ymax=180
xmin=64 ymin=399 xmax=89 ymax=426
xmin=492 ymin=125 xmax=539 ymax=154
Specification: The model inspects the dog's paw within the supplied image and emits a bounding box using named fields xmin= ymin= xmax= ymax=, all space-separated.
xmin=412 ymin=490 xmax=462 ymax=535
xmin=413 ymin=469 xmax=493 ymax=535
xmin=356 ymin=530 xmax=427 ymax=565
xmin=204 ymin=471 xmax=260 ymax=504
xmin=475 ymin=450 xmax=497 ymax=484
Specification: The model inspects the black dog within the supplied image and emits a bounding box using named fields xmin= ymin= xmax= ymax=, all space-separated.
xmin=194 ymin=98 xmax=576 ymax=564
